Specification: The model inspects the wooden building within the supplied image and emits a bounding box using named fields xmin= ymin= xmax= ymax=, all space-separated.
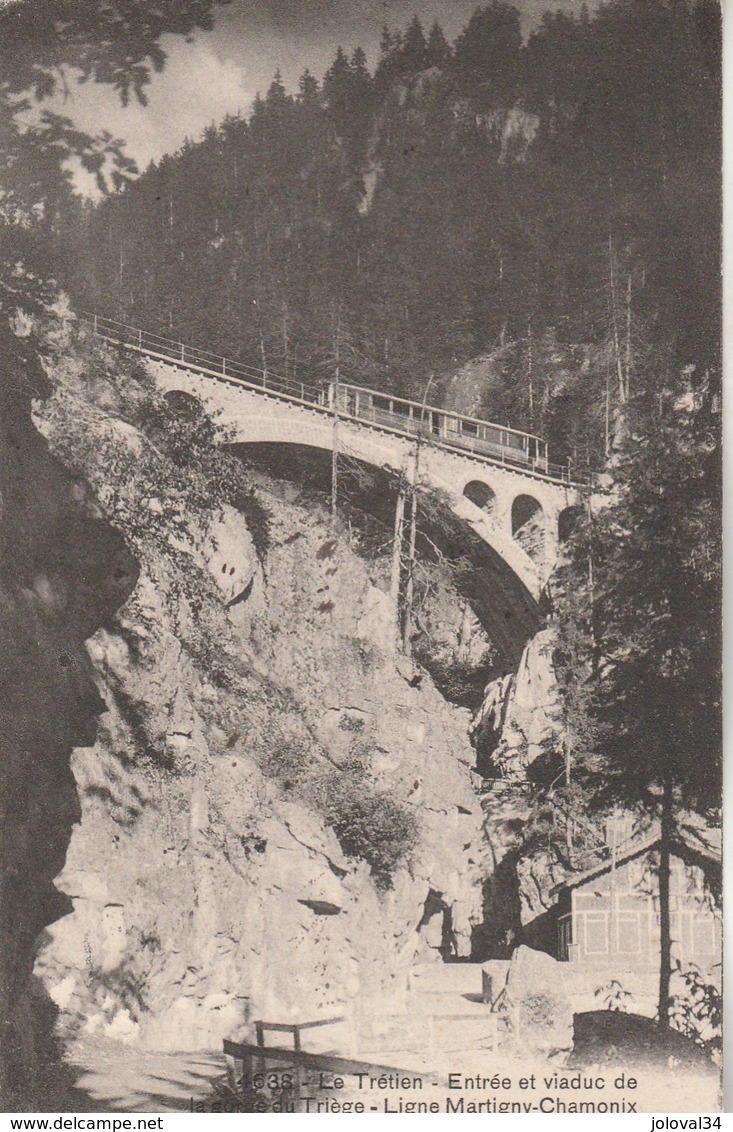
xmin=551 ymin=831 xmax=721 ymax=985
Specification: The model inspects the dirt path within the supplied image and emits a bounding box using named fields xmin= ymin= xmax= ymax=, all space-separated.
xmin=60 ymin=1039 xmax=224 ymax=1113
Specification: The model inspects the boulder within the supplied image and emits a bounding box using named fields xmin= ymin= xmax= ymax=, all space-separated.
xmin=503 ymin=945 xmax=573 ymax=1057
xmin=481 ymin=959 xmax=510 ymax=1006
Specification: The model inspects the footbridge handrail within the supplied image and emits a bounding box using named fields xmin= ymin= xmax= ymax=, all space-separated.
xmin=78 ymin=311 xmax=586 ymax=487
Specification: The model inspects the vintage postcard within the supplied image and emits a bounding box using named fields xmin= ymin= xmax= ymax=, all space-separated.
xmin=0 ymin=0 xmax=722 ymax=1118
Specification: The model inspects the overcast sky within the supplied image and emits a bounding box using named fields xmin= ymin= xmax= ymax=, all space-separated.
xmin=46 ymin=0 xmax=591 ymax=187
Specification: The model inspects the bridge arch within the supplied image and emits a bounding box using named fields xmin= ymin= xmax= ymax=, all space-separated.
xmin=163 ymin=388 xmax=204 ymax=418
xmin=511 ymin=494 xmax=546 ymax=564
xmin=558 ymin=503 xmax=583 ymax=543
xmin=462 ymin=479 xmax=497 ymax=516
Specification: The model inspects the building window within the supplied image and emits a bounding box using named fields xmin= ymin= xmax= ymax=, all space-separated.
xmin=692 ymin=915 xmax=716 ymax=956
xmin=617 ymin=912 xmax=641 ymax=954
xmin=584 ymin=912 xmax=609 ymax=954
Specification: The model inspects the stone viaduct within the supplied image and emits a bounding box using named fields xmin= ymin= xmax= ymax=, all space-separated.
xmin=83 ymin=315 xmax=582 ymax=606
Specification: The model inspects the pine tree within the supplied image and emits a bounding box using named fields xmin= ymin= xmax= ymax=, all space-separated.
xmin=426 ymin=21 xmax=451 ymax=68
xmin=453 ymin=2 xmax=522 ymax=107
xmin=555 ymin=378 xmax=721 ymax=1027
xmin=401 ymin=15 xmax=428 ymax=75
xmin=375 ymin=25 xmax=404 ymax=92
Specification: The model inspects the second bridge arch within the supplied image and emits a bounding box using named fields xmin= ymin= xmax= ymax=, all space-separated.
xmin=462 ymin=479 xmax=497 ymax=516
xmin=511 ymin=493 xmax=546 ymax=565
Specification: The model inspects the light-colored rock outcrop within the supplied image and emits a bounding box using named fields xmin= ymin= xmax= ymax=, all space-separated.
xmin=32 ymin=342 xmax=490 ymax=1052
xmin=473 ymin=628 xmax=562 ymax=778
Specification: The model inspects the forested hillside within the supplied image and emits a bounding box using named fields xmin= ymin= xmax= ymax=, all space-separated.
xmin=61 ymin=0 xmax=721 ymax=468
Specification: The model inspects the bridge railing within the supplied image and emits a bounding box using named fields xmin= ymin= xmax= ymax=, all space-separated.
xmin=78 ymin=311 xmax=586 ymax=486
xmin=78 ymin=312 xmax=325 ymax=405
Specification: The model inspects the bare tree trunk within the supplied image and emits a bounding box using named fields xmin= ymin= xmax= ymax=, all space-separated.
xmin=258 ymin=322 xmax=268 ymax=380
xmin=330 ymin=319 xmax=341 ymax=520
xmin=608 ymin=233 xmax=626 ymax=404
xmin=457 ymin=602 xmax=473 ymax=662
xmin=609 ymin=809 xmax=618 ymax=969
xmin=625 ymin=272 xmax=633 ymax=399
xmin=282 ymin=301 xmax=289 ymax=378
xmin=389 ymin=476 xmax=406 ymax=617
xmin=401 ymin=480 xmax=417 ymax=652
xmin=330 ymin=387 xmax=339 ymax=520
xmin=658 ymin=775 xmax=674 ymax=1030
xmin=527 ymin=319 xmax=534 ymax=427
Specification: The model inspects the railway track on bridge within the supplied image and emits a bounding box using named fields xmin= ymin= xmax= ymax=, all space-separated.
xmin=78 ymin=312 xmax=586 ymax=490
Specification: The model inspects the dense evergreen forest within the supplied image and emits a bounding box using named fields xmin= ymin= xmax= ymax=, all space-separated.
xmin=61 ymin=0 xmax=721 ymax=468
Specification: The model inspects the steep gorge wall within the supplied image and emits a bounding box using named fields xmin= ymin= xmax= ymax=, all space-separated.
xmin=0 ymin=329 xmax=138 ymax=1105
xmin=27 ymin=329 xmax=488 ymax=1053
xmin=470 ymin=629 xmax=567 ymax=958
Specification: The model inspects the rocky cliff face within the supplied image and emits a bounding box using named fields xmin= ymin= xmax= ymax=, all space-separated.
xmin=472 ymin=628 xmax=562 ymax=780
xmin=470 ymin=628 xmax=566 ymax=956
xmin=26 ymin=324 xmax=487 ymax=1053
xmin=0 ymin=325 xmax=138 ymax=1105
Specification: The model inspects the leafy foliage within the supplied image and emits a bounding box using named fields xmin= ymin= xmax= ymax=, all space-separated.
xmin=551 ymin=376 xmax=721 ymax=1026
xmin=411 ymin=643 xmax=491 ymax=710
xmin=0 ymin=0 xmax=228 ymax=319
xmin=670 ymin=962 xmax=722 ymax=1054
xmin=319 ymin=773 xmax=419 ymax=890
xmin=595 ymin=980 xmax=633 ymax=1014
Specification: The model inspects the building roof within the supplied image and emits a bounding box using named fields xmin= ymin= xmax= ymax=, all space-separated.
xmin=550 ymin=821 xmax=721 ymax=898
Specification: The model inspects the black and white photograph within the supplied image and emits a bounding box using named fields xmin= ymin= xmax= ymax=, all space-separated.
xmin=0 ymin=0 xmax=723 ymax=1117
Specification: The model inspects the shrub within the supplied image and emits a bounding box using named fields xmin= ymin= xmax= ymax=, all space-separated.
xmin=230 ymin=486 xmax=271 ymax=561
xmin=412 ymin=640 xmax=492 ymax=709
xmin=338 ymin=713 xmax=365 ymax=733
xmin=325 ymin=781 xmax=418 ymax=890
xmin=258 ymin=734 xmax=419 ymax=890
xmin=594 ymin=979 xmax=633 ymax=1012
xmin=81 ymin=357 xmax=273 ymax=562
xmin=670 ymin=962 xmax=722 ymax=1054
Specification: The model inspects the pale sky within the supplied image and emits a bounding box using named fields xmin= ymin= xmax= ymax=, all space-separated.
xmin=41 ymin=0 xmax=592 ymax=189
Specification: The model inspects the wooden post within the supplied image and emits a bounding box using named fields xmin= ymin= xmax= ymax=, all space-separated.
xmin=255 ymin=1021 xmax=265 ymax=1076
xmin=293 ymin=1027 xmax=302 ymax=1110
xmin=226 ymin=1051 xmax=243 ymax=1091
